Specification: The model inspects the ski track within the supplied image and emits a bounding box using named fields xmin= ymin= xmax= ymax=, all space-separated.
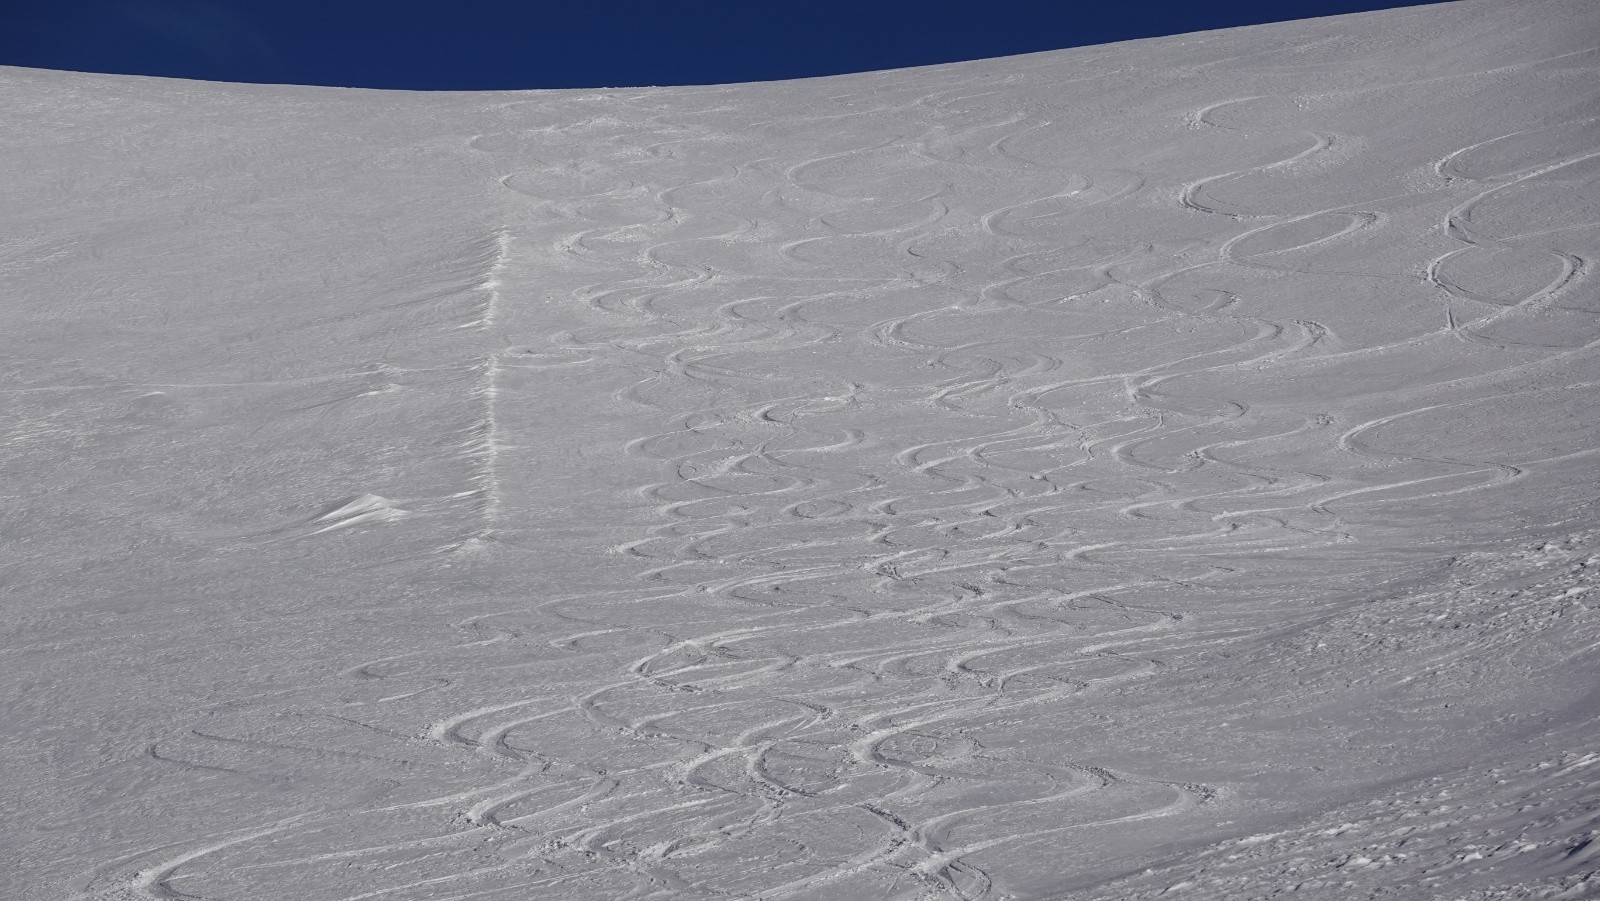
xmin=10 ymin=2 xmax=1600 ymax=900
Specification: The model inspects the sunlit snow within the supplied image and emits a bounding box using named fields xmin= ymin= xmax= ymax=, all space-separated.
xmin=4 ymin=1 xmax=1599 ymax=898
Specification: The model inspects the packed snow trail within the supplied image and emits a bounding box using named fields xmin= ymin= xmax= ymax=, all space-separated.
xmin=3 ymin=1 xmax=1599 ymax=899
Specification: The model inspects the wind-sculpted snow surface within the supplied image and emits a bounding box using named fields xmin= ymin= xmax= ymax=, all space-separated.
xmin=4 ymin=2 xmax=1600 ymax=899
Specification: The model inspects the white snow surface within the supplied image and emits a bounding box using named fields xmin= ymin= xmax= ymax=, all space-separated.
xmin=4 ymin=2 xmax=1600 ymax=898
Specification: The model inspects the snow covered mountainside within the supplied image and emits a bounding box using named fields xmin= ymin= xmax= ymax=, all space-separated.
xmin=4 ymin=1 xmax=1599 ymax=898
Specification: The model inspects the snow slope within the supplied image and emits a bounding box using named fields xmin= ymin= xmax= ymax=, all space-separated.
xmin=3 ymin=1 xmax=1599 ymax=898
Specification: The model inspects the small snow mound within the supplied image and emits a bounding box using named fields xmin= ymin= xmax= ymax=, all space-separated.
xmin=309 ymin=494 xmax=406 ymax=534
xmin=442 ymin=535 xmax=495 ymax=559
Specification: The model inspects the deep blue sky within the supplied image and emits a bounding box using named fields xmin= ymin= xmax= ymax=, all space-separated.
xmin=0 ymin=0 xmax=1453 ymax=90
